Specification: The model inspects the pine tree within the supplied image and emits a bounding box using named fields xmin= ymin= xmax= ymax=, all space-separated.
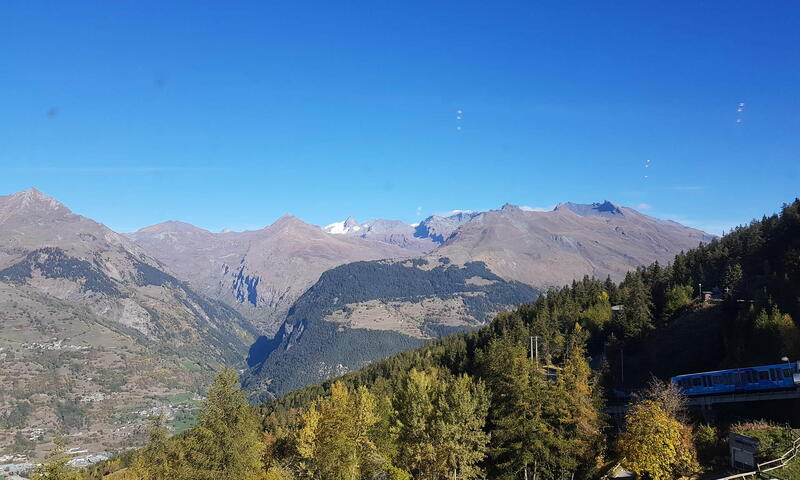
xmin=186 ymin=367 xmax=265 ymax=480
xmin=437 ymin=374 xmax=490 ymax=480
xmin=618 ymin=273 xmax=654 ymax=338
xmin=481 ymin=337 xmax=555 ymax=480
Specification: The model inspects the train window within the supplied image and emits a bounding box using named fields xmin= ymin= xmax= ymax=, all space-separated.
xmin=712 ymin=376 xmax=721 ymax=384
xmin=725 ymin=373 xmax=733 ymax=384
xmin=783 ymin=369 xmax=793 ymax=377
xmin=693 ymin=377 xmax=701 ymax=387
xmin=705 ymin=376 xmax=712 ymax=387
xmin=758 ymin=371 xmax=769 ymax=381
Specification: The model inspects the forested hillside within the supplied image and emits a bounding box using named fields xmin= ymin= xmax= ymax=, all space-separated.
xmin=68 ymin=199 xmax=800 ymax=480
xmin=244 ymin=259 xmax=539 ymax=398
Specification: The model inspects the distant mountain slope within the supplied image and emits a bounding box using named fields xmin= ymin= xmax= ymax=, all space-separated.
xmin=242 ymin=258 xmax=539 ymax=398
xmin=0 ymin=189 xmax=255 ymax=359
xmin=0 ymin=283 xmax=216 ymax=459
xmin=431 ymin=201 xmax=715 ymax=288
xmin=0 ymin=188 xmax=258 ymax=457
xmin=324 ymin=217 xmax=438 ymax=253
xmin=323 ymin=211 xmax=481 ymax=253
xmin=415 ymin=210 xmax=481 ymax=243
xmin=127 ymin=216 xmax=415 ymax=334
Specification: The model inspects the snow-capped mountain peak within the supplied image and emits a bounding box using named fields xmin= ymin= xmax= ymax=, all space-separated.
xmin=323 ymin=216 xmax=362 ymax=235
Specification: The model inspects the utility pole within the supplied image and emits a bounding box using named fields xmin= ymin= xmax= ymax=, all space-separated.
xmin=530 ymin=336 xmax=539 ymax=363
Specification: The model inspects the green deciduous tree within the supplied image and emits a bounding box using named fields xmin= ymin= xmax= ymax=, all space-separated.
xmin=663 ymin=284 xmax=693 ymax=322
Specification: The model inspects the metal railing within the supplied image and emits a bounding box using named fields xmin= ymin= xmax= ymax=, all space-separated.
xmin=714 ymin=435 xmax=800 ymax=480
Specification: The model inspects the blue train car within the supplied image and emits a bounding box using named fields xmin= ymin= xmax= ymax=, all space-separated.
xmin=671 ymin=362 xmax=800 ymax=397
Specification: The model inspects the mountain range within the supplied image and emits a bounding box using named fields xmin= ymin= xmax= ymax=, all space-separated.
xmin=125 ymin=215 xmax=412 ymax=334
xmin=0 ymin=188 xmax=714 ymax=455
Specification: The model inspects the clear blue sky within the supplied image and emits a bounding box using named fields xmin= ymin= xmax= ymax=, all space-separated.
xmin=2 ymin=1 xmax=798 ymax=234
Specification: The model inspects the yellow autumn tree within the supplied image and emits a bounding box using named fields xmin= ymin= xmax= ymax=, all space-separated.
xmin=581 ymin=291 xmax=612 ymax=333
xmin=555 ymin=329 xmax=604 ymax=472
xmin=296 ymin=381 xmax=381 ymax=480
xmin=264 ymin=465 xmax=295 ymax=480
xmin=618 ymin=383 xmax=699 ymax=480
